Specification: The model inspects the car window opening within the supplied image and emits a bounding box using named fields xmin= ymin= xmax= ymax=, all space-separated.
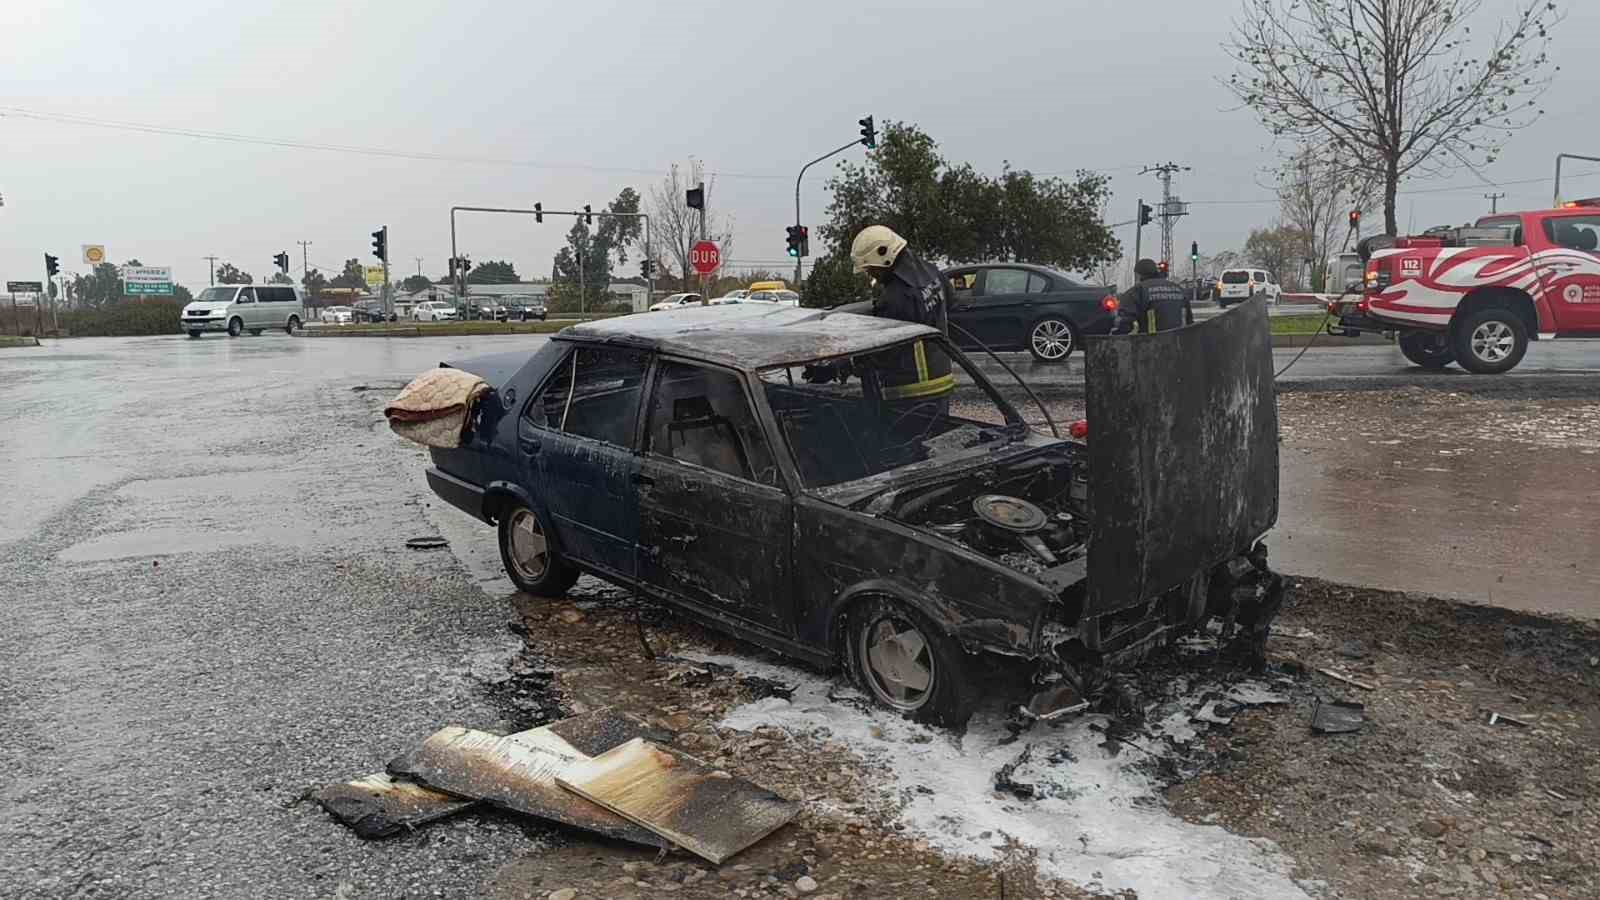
xmin=760 ymin=339 xmax=1023 ymax=489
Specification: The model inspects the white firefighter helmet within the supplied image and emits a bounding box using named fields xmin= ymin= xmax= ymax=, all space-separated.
xmin=850 ymin=225 xmax=908 ymax=273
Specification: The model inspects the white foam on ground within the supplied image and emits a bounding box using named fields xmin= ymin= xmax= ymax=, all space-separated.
xmin=686 ymin=652 xmax=1309 ymax=900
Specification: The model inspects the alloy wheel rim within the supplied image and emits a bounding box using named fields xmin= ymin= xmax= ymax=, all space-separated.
xmin=1470 ymin=321 xmax=1513 ymax=362
xmin=860 ymin=614 xmax=935 ymax=711
xmin=1031 ymin=320 xmax=1072 ymax=359
xmin=507 ymin=509 xmax=549 ymax=582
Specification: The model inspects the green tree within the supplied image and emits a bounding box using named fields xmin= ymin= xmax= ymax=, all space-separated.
xmin=1226 ymin=0 xmax=1560 ymax=235
xmin=802 ymin=253 xmax=872 ymax=309
xmin=268 ymin=271 xmax=293 ymax=285
xmin=302 ymin=268 xmax=330 ymax=296
xmin=173 ymin=284 xmax=194 ymax=303
xmin=467 ymin=260 xmax=518 ymax=284
xmin=550 ymin=221 xmax=611 ymax=312
xmin=1243 ymin=224 xmax=1308 ymax=289
xmin=401 ymin=273 xmax=433 ymax=292
xmin=331 ymin=259 xmax=365 ymax=291
xmin=597 ymin=187 xmax=644 ymax=266
xmin=215 ymin=262 xmax=252 ymax=284
xmin=70 ymin=263 xmax=125 ymax=307
xmin=821 ymin=121 xmax=1118 ymax=271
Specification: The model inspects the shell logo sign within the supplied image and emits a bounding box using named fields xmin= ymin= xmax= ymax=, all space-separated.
xmin=82 ymin=244 xmax=107 ymax=265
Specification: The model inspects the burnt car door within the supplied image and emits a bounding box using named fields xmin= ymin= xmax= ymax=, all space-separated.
xmin=517 ymin=345 xmax=648 ymax=580
xmin=636 ymin=359 xmax=792 ymax=634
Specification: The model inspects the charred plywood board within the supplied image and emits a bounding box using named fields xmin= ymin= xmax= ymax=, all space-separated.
xmin=556 ymin=738 xmax=798 ymax=864
xmin=315 ymin=773 xmax=477 ymax=839
xmin=387 ymin=716 xmax=666 ymax=848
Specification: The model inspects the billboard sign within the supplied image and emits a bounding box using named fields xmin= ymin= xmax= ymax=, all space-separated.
xmin=122 ymin=266 xmax=174 ymax=295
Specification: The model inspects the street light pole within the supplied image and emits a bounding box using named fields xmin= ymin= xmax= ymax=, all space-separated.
xmin=793 ymin=138 xmax=866 ymax=288
xmin=204 ymin=255 xmax=218 ymax=286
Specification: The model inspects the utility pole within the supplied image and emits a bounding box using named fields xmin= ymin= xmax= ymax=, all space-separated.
xmin=414 ymin=257 xmax=423 ymax=279
xmin=297 ymin=241 xmax=312 ymax=279
xmin=1483 ymin=192 xmax=1506 ymax=214
xmin=1140 ymin=162 xmax=1190 ymax=269
xmin=204 ymin=255 xmax=219 ymax=286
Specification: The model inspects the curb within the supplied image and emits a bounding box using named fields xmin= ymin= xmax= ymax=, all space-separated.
xmin=0 ymin=335 xmax=42 ymax=347
xmin=1272 ymin=332 xmax=1388 ymax=348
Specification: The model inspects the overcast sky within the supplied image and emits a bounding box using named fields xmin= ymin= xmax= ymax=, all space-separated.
xmin=3 ymin=0 xmax=1598 ymax=292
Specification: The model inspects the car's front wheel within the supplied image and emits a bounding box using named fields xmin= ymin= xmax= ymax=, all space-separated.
xmin=285 ymin=315 xmax=300 ymax=335
xmin=844 ymin=597 xmax=976 ymax=728
xmin=1397 ymin=331 xmax=1454 ymax=369
xmin=1028 ymin=317 xmax=1078 ymax=363
xmin=227 ymin=317 xmax=243 ymax=337
xmin=1452 ymin=307 xmax=1528 ymax=374
xmin=497 ymin=504 xmax=580 ymax=596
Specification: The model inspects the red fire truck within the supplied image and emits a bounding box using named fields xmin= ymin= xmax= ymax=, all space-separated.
xmin=1328 ymin=199 xmax=1600 ymax=373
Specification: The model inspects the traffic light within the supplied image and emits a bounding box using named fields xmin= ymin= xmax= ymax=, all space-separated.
xmin=1190 ymin=241 xmax=1199 ymax=262
xmin=371 ymin=227 xmax=387 ymax=262
xmin=1158 ymin=260 xmax=1169 ymax=275
xmin=274 ymin=251 xmax=289 ymax=274
xmin=686 ymin=186 xmax=704 ymax=210
xmin=1349 ymin=209 xmax=1361 ymax=229
xmin=859 ymin=115 xmax=876 ymax=149
xmin=785 ymin=225 xmax=803 ymax=258
xmin=1139 ymin=203 xmax=1153 ymax=227
xmin=583 ymin=204 xmax=593 ymax=225
xmin=641 ymin=259 xmax=655 ymax=278
xmin=534 ymin=202 xmax=543 ymax=224
xmin=44 ymin=253 xmax=59 ymax=277
xmin=798 ymin=225 xmax=809 ymax=257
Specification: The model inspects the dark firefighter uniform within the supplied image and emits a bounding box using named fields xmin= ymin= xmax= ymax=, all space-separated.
xmin=871 ymin=248 xmax=954 ymax=401
xmin=1112 ymin=259 xmax=1194 ymax=334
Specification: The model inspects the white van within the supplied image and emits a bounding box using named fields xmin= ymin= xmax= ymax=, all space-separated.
xmin=1215 ymin=268 xmax=1281 ymax=307
xmin=181 ymin=285 xmax=306 ymax=338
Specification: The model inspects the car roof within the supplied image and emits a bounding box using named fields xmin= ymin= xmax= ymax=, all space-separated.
xmin=560 ymin=304 xmax=937 ymax=369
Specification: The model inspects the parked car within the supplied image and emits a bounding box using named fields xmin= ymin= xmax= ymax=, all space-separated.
xmin=320 ymin=305 xmax=354 ymax=324
xmin=711 ymin=290 xmax=750 ymax=305
xmin=420 ymin=304 xmax=1283 ymax=726
xmin=414 ymin=301 xmax=459 ymax=322
xmin=940 ymin=264 xmax=1119 ymax=362
xmin=747 ymin=289 xmax=800 ymax=307
xmin=1176 ymin=278 xmax=1215 ymax=304
xmin=180 ymin=285 xmax=305 ymax=338
xmin=353 ymin=301 xmax=394 ymax=323
xmin=648 ymin=293 xmax=702 ymax=312
xmin=1328 ymin=201 xmax=1600 ymax=373
xmin=507 ymin=299 xmax=548 ymax=321
xmin=1216 ymin=268 xmax=1281 ymax=307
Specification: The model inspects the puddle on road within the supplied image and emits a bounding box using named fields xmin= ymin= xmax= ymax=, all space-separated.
xmin=686 ymin=653 xmax=1309 ymax=900
xmin=57 ymin=525 xmax=319 ymax=562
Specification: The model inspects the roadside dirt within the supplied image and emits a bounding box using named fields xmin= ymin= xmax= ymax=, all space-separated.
xmin=463 ymin=573 xmax=1599 ymax=900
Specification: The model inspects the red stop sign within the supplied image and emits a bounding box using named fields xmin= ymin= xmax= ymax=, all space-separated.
xmin=690 ymin=240 xmax=721 ymax=276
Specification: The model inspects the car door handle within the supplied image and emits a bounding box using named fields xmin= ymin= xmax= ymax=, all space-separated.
xmin=518 ymin=437 xmax=541 ymax=454
xmin=630 ymin=473 xmax=654 ymax=486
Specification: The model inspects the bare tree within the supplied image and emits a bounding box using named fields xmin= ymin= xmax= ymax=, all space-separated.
xmin=1276 ymin=148 xmax=1376 ymax=289
xmin=646 ymin=160 xmax=734 ymax=285
xmin=1226 ymin=0 xmax=1560 ymax=235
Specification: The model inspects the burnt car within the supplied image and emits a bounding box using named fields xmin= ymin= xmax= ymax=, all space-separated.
xmin=423 ymin=303 xmax=1282 ymax=726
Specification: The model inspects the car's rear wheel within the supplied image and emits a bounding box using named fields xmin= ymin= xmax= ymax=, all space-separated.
xmin=844 ymin=597 xmax=976 ymax=728
xmin=497 ymin=504 xmax=579 ymax=596
xmin=285 ymin=315 xmax=300 ymax=334
xmin=227 ymin=317 xmax=243 ymax=337
xmin=1452 ymin=307 xmax=1528 ymax=374
xmin=1397 ymin=331 xmax=1455 ymax=369
xmin=1028 ymin=317 xmax=1078 ymax=363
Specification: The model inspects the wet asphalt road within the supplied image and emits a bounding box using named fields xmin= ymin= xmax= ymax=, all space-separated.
xmin=2 ymin=331 xmax=1598 ymax=898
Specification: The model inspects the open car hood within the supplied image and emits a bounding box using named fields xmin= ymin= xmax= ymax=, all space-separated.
xmin=1083 ymin=298 xmax=1279 ymax=615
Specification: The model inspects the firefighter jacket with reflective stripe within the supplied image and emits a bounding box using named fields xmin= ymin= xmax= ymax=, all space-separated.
xmin=872 ymin=250 xmax=954 ymax=400
xmin=1112 ymin=276 xmax=1194 ymax=334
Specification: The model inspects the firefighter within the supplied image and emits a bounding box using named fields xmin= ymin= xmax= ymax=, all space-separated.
xmin=1112 ymin=258 xmax=1193 ymax=334
xmin=845 ymin=225 xmax=954 ymax=402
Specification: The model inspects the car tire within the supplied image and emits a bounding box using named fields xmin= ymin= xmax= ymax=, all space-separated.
xmin=285 ymin=316 xmax=300 ymax=334
xmin=497 ymin=503 xmax=580 ymax=596
xmin=1027 ymin=317 xmax=1079 ymax=363
xmin=844 ymin=596 xmax=977 ymax=728
xmin=1451 ymin=307 xmax=1527 ymax=374
xmin=1397 ymin=331 xmax=1455 ymax=369
xmin=187 ymin=330 xmax=202 ymax=339
xmin=227 ymin=317 xmax=243 ymax=337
